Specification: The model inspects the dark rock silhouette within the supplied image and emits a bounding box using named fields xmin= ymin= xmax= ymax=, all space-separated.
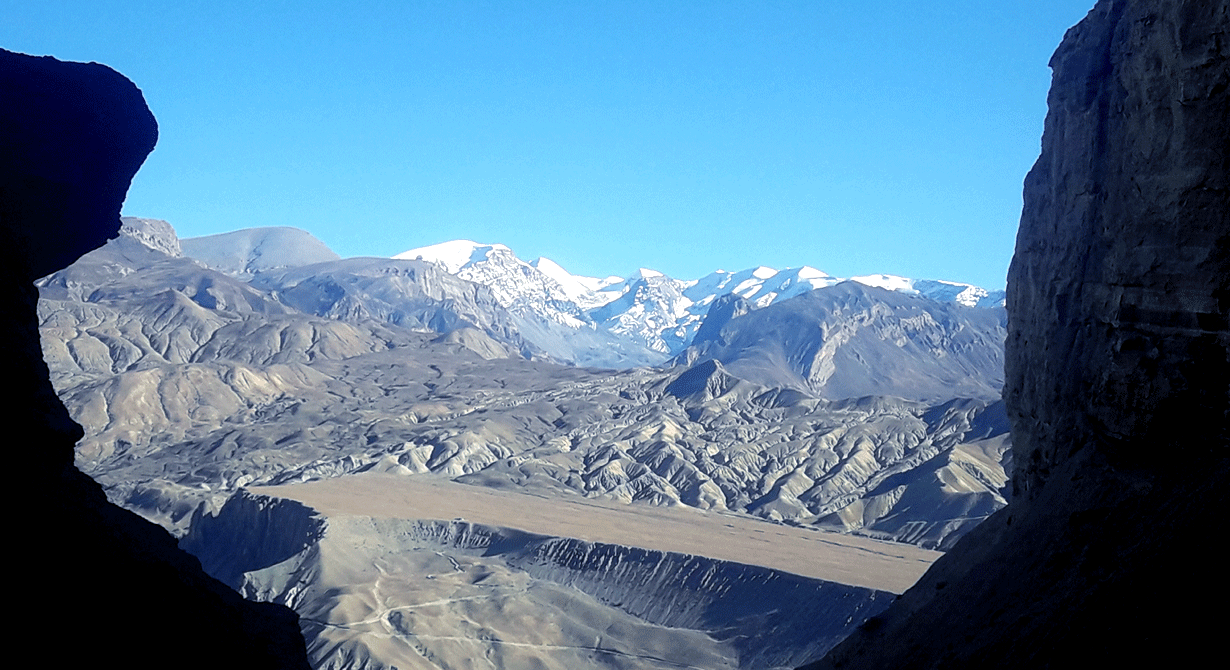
xmin=2 ymin=49 xmax=308 ymax=668
xmin=801 ymin=1 xmax=1227 ymax=667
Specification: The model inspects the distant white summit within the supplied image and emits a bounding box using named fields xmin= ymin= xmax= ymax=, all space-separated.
xmin=689 ymin=266 xmax=841 ymax=311
xmin=393 ymin=238 xmax=1006 ymax=359
xmin=395 ymin=240 xmax=598 ymax=329
xmin=393 ymin=240 xmax=513 ymax=274
xmin=181 ymin=226 xmax=340 ymax=279
xmin=529 ymin=256 xmax=619 ymax=308
xmin=850 ymin=274 xmax=1005 ymax=308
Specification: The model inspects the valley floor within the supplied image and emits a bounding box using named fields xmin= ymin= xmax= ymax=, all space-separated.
xmin=257 ymin=473 xmax=939 ymax=593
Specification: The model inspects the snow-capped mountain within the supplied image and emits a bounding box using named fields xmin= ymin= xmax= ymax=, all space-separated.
xmin=395 ymin=241 xmax=590 ymax=328
xmin=395 ymin=241 xmax=663 ymax=367
xmin=589 ymin=270 xmax=696 ymax=354
xmin=851 ymin=274 xmax=1006 ymax=309
xmin=393 ymin=239 xmax=1005 ymax=365
xmin=585 ymin=266 xmax=843 ymax=354
xmin=529 ymin=257 xmax=621 ymax=310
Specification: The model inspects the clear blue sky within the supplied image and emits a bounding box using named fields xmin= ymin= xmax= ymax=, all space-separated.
xmin=5 ymin=0 xmax=1094 ymax=288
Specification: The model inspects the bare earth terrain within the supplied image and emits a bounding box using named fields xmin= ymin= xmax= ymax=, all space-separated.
xmin=258 ymin=473 xmax=939 ymax=594
xmin=211 ymin=476 xmax=928 ymax=668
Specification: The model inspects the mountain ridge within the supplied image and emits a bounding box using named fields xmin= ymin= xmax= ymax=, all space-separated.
xmin=41 ymin=218 xmax=1013 ymax=550
xmin=38 ymin=212 xmax=1016 ymax=669
xmin=168 ymin=221 xmax=1006 ymax=368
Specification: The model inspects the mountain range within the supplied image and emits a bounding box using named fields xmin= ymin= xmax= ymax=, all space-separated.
xmin=44 ymin=216 xmax=1010 ymax=522
xmin=171 ymin=226 xmax=1005 ymax=369
xmin=394 ymin=239 xmax=1005 ymax=366
xmin=17 ymin=4 xmax=1222 ymax=665
xmin=36 ymin=216 xmax=1012 ymax=668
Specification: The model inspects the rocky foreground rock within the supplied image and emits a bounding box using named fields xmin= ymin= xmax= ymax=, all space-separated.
xmin=804 ymin=0 xmax=1228 ymax=667
xmin=2 ymin=49 xmax=309 ymax=669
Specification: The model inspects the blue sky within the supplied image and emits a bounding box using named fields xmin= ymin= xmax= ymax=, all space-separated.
xmin=5 ymin=1 xmax=1093 ymax=288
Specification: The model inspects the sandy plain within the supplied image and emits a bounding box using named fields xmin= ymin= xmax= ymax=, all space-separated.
xmin=257 ymin=473 xmax=941 ymax=594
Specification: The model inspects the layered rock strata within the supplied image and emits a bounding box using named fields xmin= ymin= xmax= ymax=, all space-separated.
xmin=2 ymin=49 xmax=308 ymax=668
xmin=802 ymin=0 xmax=1228 ymax=667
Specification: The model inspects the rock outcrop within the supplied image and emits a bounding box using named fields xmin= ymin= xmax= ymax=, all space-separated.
xmin=802 ymin=1 xmax=1227 ymax=667
xmin=2 ymin=49 xmax=308 ymax=668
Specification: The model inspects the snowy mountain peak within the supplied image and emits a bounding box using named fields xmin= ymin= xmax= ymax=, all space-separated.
xmin=530 ymin=256 xmax=615 ymax=306
xmin=393 ymin=240 xmax=512 ymax=273
xmin=851 ymin=273 xmax=915 ymax=292
xmin=396 ymin=240 xmax=618 ymax=337
xmin=388 ymin=238 xmax=1004 ymax=365
xmin=795 ymin=266 xmax=831 ymax=280
xmin=913 ymin=279 xmax=1006 ymax=308
xmin=529 ymin=256 xmax=568 ymax=279
xmin=851 ymin=274 xmax=1005 ymax=308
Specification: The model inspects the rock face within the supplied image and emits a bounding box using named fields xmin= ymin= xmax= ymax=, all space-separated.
xmin=1 ymin=49 xmax=309 ymax=668
xmin=1006 ymin=0 xmax=1229 ymax=496
xmin=802 ymin=1 xmax=1227 ymax=668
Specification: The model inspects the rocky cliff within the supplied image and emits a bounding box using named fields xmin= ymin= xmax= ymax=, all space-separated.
xmin=1006 ymin=0 xmax=1228 ymax=496
xmin=802 ymin=0 xmax=1227 ymax=667
xmin=2 ymin=49 xmax=309 ymax=668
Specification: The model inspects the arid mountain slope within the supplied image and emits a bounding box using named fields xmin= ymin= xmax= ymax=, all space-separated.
xmin=675 ymin=283 xmax=1006 ymax=402
xmin=182 ymin=488 xmax=910 ymax=669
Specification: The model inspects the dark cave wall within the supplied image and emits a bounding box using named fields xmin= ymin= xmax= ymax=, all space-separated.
xmin=2 ymin=50 xmax=159 ymax=476
xmin=802 ymin=1 xmax=1227 ymax=668
xmin=2 ymin=49 xmax=309 ymax=669
xmin=1005 ymin=0 xmax=1229 ymax=497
